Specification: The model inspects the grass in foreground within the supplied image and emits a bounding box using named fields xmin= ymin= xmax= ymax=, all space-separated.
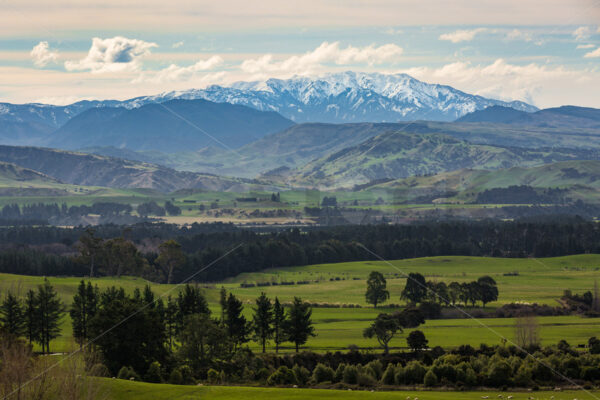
xmin=103 ymin=380 xmax=598 ymax=400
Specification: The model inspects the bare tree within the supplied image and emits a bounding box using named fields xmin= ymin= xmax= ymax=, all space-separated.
xmin=514 ymin=314 xmax=540 ymax=348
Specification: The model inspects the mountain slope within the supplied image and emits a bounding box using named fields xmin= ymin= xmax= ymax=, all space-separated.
xmin=287 ymin=131 xmax=600 ymax=187
xmin=47 ymin=99 xmax=294 ymax=152
xmin=0 ymin=145 xmax=268 ymax=192
xmin=134 ymin=72 xmax=537 ymax=123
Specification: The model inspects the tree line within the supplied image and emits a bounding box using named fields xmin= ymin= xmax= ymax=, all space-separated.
xmin=0 ymin=220 xmax=599 ymax=282
xmin=365 ymin=270 xmax=499 ymax=309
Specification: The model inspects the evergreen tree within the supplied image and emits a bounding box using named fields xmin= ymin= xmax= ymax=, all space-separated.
xmin=37 ymin=278 xmax=65 ymax=354
xmin=225 ymin=293 xmax=250 ymax=350
xmin=365 ymin=271 xmax=389 ymax=308
xmin=273 ymin=297 xmax=286 ymax=353
xmin=165 ymin=295 xmax=177 ymax=350
xmin=176 ymin=284 xmax=210 ymax=334
xmin=219 ymin=286 xmax=227 ymax=322
xmin=252 ymin=292 xmax=274 ymax=353
xmin=0 ymin=291 xmax=25 ymax=336
xmin=24 ymin=289 xmax=39 ymax=345
xmin=70 ymin=280 xmax=98 ymax=347
xmin=285 ymin=297 xmax=315 ymax=352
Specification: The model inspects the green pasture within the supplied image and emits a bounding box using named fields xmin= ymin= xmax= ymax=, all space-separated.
xmin=1 ymin=255 xmax=599 ymax=354
xmin=103 ymin=380 xmax=599 ymax=400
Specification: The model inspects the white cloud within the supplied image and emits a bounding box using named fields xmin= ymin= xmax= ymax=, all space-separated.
xmin=577 ymin=44 xmax=595 ymax=49
xmin=439 ymin=28 xmax=486 ymax=43
xmin=240 ymin=41 xmax=403 ymax=75
xmin=399 ymin=59 xmax=600 ymax=108
xmin=30 ymin=41 xmax=58 ymax=67
xmin=172 ymin=41 xmax=184 ymax=48
xmin=573 ymin=26 xmax=592 ymax=41
xmin=65 ymin=36 xmax=157 ymax=73
xmin=584 ymin=47 xmax=600 ymax=58
xmin=133 ymin=56 xmax=224 ymax=83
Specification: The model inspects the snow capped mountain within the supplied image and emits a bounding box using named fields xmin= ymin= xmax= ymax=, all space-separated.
xmin=123 ymin=71 xmax=538 ymax=123
xmin=0 ymin=72 xmax=538 ymax=144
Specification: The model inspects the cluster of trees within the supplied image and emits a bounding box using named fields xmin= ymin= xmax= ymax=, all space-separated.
xmin=0 ymin=279 xmax=64 ymax=353
xmin=365 ymin=271 xmax=499 ymax=309
xmin=69 ymin=282 xmax=315 ymax=379
xmin=401 ymin=273 xmax=498 ymax=308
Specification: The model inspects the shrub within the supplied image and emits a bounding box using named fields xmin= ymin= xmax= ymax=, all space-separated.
xmin=357 ymin=372 xmax=377 ymax=387
xmin=117 ymin=366 xmax=140 ymax=381
xmin=256 ymin=367 xmax=271 ymax=382
xmin=381 ymin=363 xmax=396 ymax=385
xmin=292 ymin=365 xmax=310 ymax=386
xmin=404 ymin=361 xmax=427 ymax=384
xmin=312 ymin=363 xmax=335 ymax=383
xmin=365 ymin=360 xmax=383 ymax=380
xmin=267 ymin=366 xmax=296 ymax=386
xmin=178 ymin=365 xmax=195 ymax=384
xmin=334 ymin=363 xmax=346 ymax=383
xmin=582 ymin=366 xmax=600 ymax=381
xmin=144 ymin=361 xmax=163 ymax=383
xmin=89 ymin=363 xmax=109 ymax=377
xmin=394 ymin=366 xmax=405 ymax=385
xmin=487 ymin=360 xmax=512 ymax=387
xmin=342 ymin=365 xmax=359 ymax=384
xmin=207 ymin=368 xmax=220 ymax=384
xmin=168 ymin=369 xmax=183 ymax=385
xmin=424 ymin=369 xmax=438 ymax=387
xmin=514 ymin=365 xmax=532 ymax=387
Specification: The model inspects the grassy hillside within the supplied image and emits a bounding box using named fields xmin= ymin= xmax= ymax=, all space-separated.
xmin=288 ymin=132 xmax=600 ymax=188
xmin=364 ymin=160 xmax=600 ymax=203
xmin=0 ymin=145 xmax=275 ymax=193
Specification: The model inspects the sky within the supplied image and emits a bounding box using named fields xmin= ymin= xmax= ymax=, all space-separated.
xmin=1 ymin=0 xmax=600 ymax=108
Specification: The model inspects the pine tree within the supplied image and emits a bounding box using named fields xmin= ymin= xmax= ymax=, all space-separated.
xmin=285 ymin=297 xmax=315 ymax=353
xmin=219 ymin=287 xmax=227 ymax=322
xmin=225 ymin=293 xmax=250 ymax=350
xmin=0 ymin=291 xmax=25 ymax=336
xmin=165 ymin=295 xmax=177 ymax=350
xmin=37 ymin=278 xmax=65 ymax=354
xmin=70 ymin=281 xmax=98 ymax=347
xmin=176 ymin=284 xmax=210 ymax=334
xmin=24 ymin=289 xmax=39 ymax=345
xmin=252 ymin=292 xmax=274 ymax=353
xmin=273 ymin=297 xmax=286 ymax=353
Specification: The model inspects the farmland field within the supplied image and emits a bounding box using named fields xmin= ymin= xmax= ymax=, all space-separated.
xmin=103 ymin=380 xmax=599 ymax=400
xmin=3 ymin=254 xmax=600 ymax=354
